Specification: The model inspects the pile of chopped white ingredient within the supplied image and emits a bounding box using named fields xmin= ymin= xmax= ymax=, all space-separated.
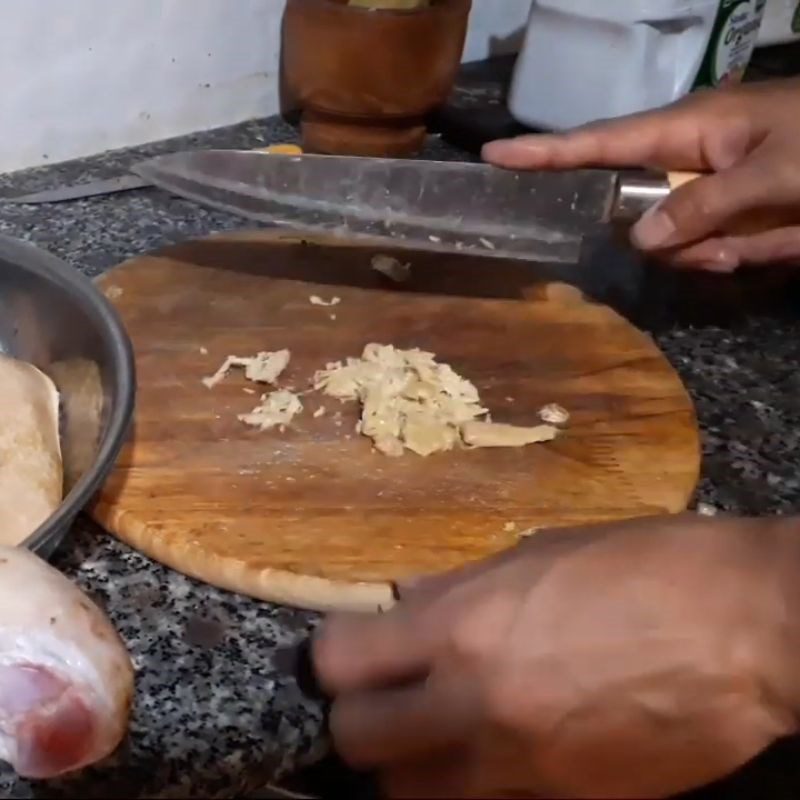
xmin=313 ymin=343 xmax=560 ymax=457
xmin=202 ymin=342 xmax=569 ymax=453
xmin=313 ymin=344 xmax=487 ymax=456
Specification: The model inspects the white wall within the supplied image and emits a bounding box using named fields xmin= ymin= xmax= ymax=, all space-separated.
xmin=0 ymin=0 xmax=532 ymax=173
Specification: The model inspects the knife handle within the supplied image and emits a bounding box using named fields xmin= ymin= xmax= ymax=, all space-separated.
xmin=614 ymin=171 xmax=792 ymax=237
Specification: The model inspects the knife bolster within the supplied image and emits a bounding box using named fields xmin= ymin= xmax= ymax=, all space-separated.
xmin=613 ymin=171 xmax=673 ymax=223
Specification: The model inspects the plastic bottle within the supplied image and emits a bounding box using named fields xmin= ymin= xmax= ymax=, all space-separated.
xmin=694 ymin=0 xmax=768 ymax=86
xmin=756 ymin=0 xmax=800 ymax=47
xmin=508 ymin=0 xmax=768 ymax=132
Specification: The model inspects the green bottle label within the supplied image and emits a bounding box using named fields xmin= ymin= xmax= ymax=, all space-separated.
xmin=793 ymin=1 xmax=800 ymax=34
xmin=694 ymin=0 xmax=767 ymax=89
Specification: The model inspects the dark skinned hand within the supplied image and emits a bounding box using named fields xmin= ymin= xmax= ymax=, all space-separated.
xmin=483 ymin=79 xmax=800 ymax=273
xmin=313 ymin=514 xmax=800 ymax=798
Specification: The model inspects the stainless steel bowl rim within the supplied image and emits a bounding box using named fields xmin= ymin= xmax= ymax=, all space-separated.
xmin=0 ymin=235 xmax=136 ymax=554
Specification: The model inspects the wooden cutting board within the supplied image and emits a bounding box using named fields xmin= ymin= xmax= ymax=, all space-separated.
xmin=91 ymin=229 xmax=700 ymax=612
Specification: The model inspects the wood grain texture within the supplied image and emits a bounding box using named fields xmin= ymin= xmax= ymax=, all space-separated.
xmin=91 ymin=230 xmax=700 ymax=612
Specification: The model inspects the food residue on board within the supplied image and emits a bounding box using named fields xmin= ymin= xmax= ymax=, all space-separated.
xmin=538 ymin=403 xmax=570 ymax=425
xmin=462 ymin=420 xmax=558 ymax=449
xmin=309 ymin=295 xmax=341 ymax=307
xmin=371 ymin=254 xmax=411 ymax=284
xmin=313 ymin=406 xmax=327 ymax=418
xmin=202 ymin=349 xmax=290 ymax=389
xmin=239 ymin=389 xmax=303 ymax=432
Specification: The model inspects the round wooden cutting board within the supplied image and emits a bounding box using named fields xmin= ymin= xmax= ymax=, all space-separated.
xmin=92 ymin=229 xmax=700 ymax=612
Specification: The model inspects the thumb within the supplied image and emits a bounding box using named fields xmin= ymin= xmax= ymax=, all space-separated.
xmin=631 ymin=160 xmax=772 ymax=251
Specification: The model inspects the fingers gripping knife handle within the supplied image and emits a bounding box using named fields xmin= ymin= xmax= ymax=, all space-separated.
xmin=286 ymin=637 xmax=381 ymax=797
xmin=612 ymin=171 xmax=790 ymax=236
xmin=282 ymin=637 xmax=333 ymax=753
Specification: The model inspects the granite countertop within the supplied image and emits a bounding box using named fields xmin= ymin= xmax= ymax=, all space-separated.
xmin=1 ymin=115 xmax=800 ymax=799
xmin=0 ymin=118 xmax=333 ymax=800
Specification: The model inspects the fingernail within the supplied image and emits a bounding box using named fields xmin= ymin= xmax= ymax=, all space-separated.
xmin=481 ymin=139 xmax=513 ymax=161
xmin=696 ymin=242 xmax=739 ymax=273
xmin=631 ymin=205 xmax=677 ymax=250
xmin=702 ymin=257 xmax=738 ymax=273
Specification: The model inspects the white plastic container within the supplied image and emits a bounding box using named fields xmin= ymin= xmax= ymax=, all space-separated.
xmin=508 ymin=0 xmax=767 ymax=132
xmin=756 ymin=0 xmax=800 ymax=46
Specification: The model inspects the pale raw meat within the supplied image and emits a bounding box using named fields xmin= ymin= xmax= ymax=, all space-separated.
xmin=0 ymin=354 xmax=63 ymax=546
xmin=0 ymin=547 xmax=134 ymax=779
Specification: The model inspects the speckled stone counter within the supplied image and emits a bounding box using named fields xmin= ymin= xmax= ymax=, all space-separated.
xmin=1 ymin=116 xmax=800 ymax=799
xmin=0 ymin=118 xmax=333 ymax=800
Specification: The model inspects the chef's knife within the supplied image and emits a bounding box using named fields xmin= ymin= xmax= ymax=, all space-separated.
xmin=131 ymin=148 xmax=702 ymax=264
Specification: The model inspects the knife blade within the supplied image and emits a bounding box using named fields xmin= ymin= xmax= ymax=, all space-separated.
xmin=1 ymin=174 xmax=152 ymax=204
xmin=131 ymin=149 xmax=689 ymax=264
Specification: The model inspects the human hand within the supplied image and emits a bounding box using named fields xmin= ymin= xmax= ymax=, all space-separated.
xmin=483 ymin=79 xmax=800 ymax=273
xmin=313 ymin=514 xmax=800 ymax=798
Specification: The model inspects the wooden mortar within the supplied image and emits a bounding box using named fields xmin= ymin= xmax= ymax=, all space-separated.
xmin=282 ymin=0 xmax=472 ymax=157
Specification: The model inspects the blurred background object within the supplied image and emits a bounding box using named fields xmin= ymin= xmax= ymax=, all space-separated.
xmin=0 ymin=0 xmax=525 ymax=172
xmin=282 ymin=0 xmax=472 ymax=157
xmin=757 ymin=0 xmax=800 ymax=46
xmin=507 ymin=0 xmax=767 ymax=133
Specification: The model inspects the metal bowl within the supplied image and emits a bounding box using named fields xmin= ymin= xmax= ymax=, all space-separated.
xmin=0 ymin=235 xmax=135 ymax=558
